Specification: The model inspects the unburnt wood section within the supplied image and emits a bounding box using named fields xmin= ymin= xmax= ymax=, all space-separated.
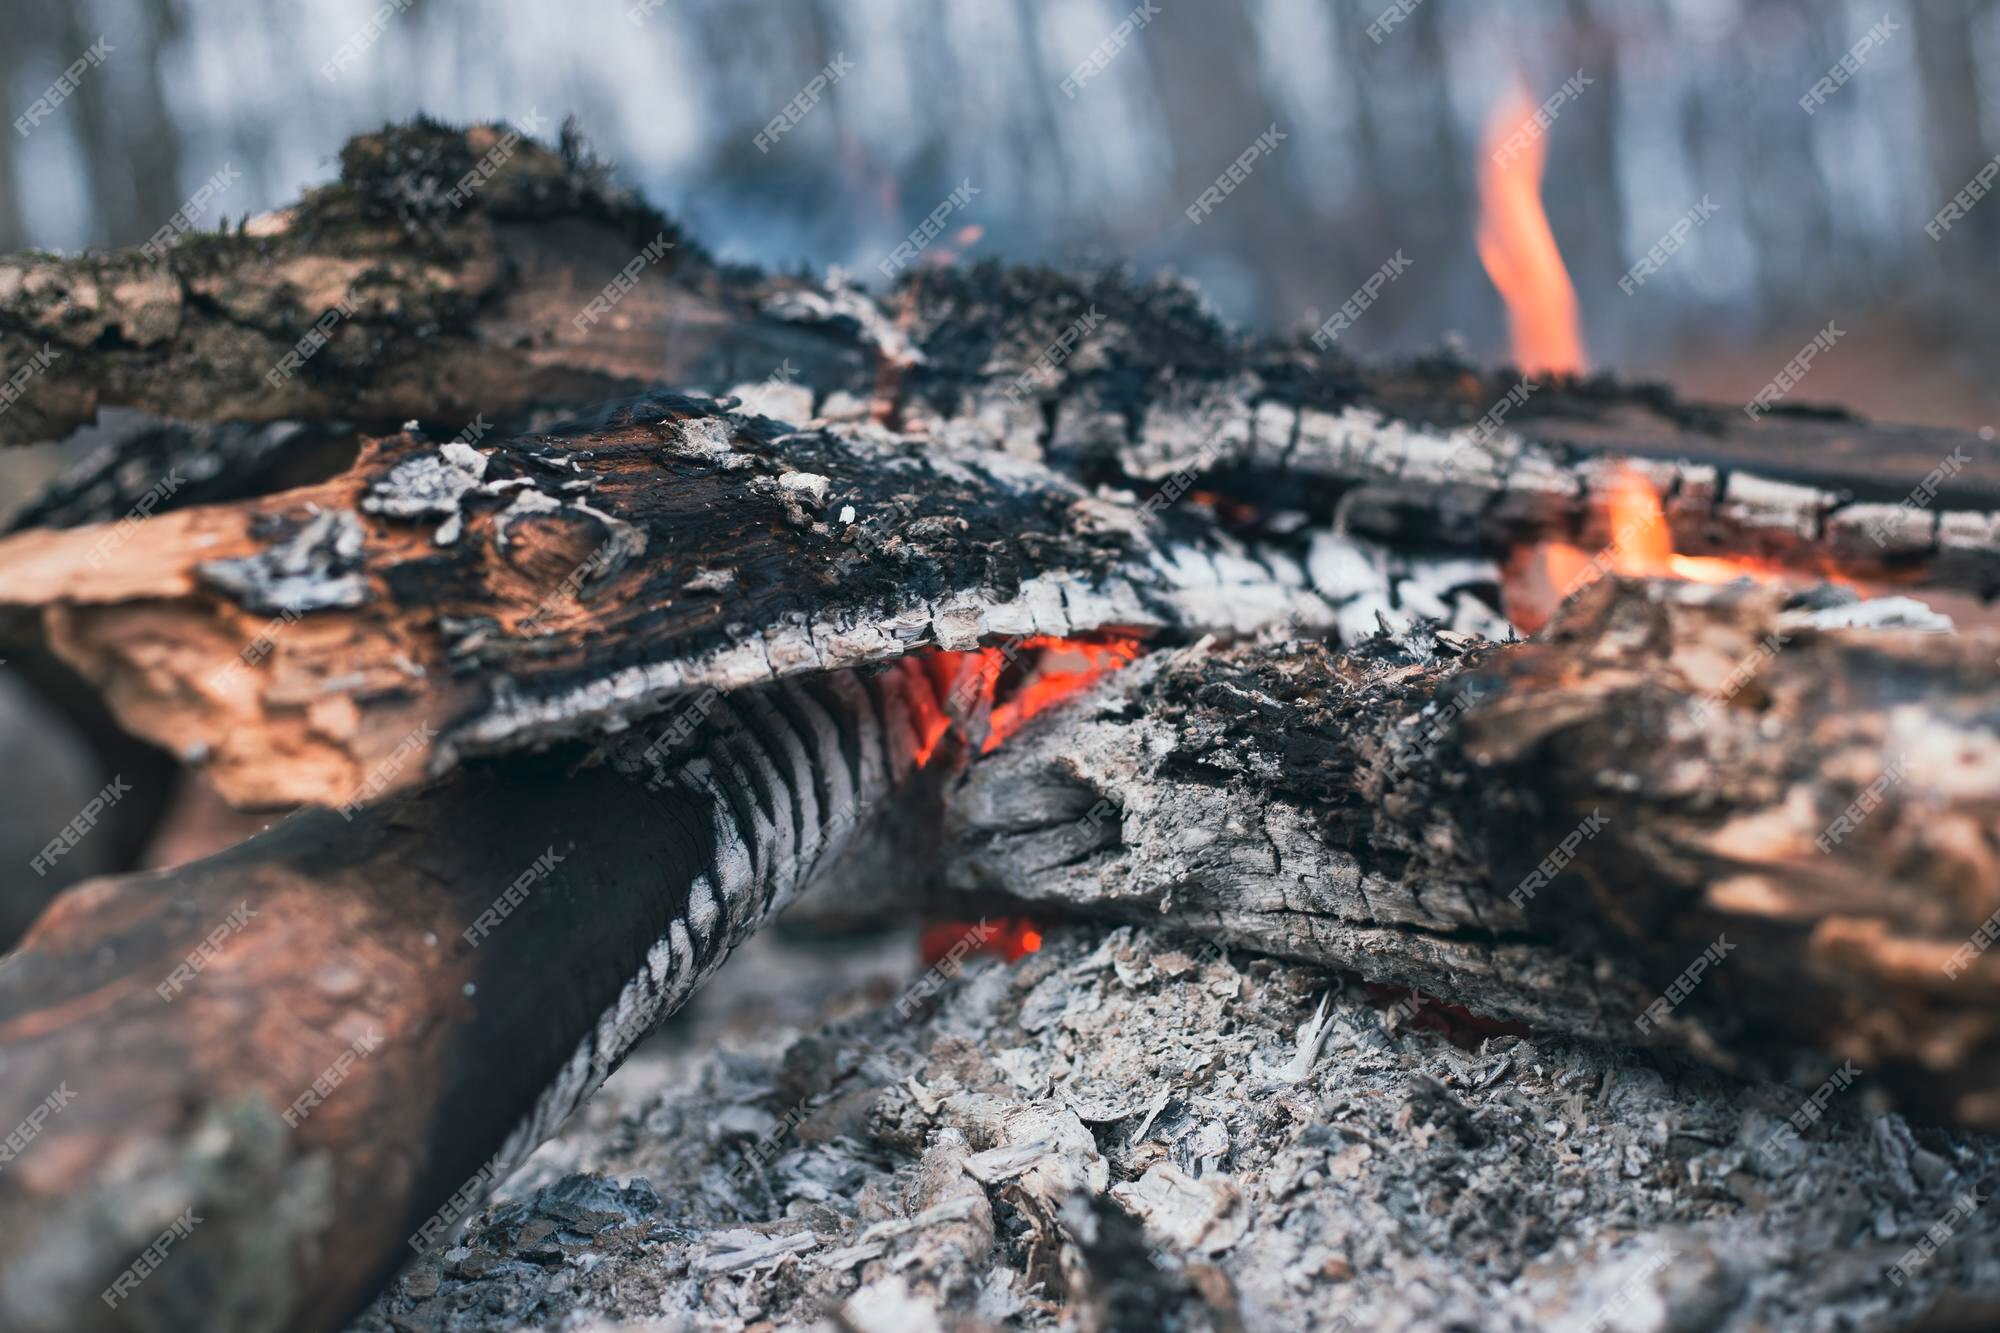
xmin=0 ymin=658 xmax=961 ymax=1333
xmin=942 ymin=576 xmax=2000 ymax=1128
xmin=0 ymin=396 xmax=1335 ymax=810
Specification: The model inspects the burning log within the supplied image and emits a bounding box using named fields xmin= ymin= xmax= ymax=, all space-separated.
xmin=0 ymin=121 xmax=881 ymax=449
xmin=942 ymin=575 xmax=2000 ymax=1128
xmin=5 ymin=113 xmax=2000 ymax=1333
xmin=0 ymin=659 xmax=959 ymax=1333
xmin=6 ymin=121 xmax=1992 ymax=612
xmin=0 ymin=396 xmax=1336 ymax=810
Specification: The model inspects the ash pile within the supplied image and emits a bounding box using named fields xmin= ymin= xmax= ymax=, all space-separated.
xmin=356 ymin=924 xmax=2000 ymax=1333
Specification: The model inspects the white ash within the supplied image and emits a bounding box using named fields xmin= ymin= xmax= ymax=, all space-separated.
xmin=197 ymin=507 xmax=368 ymax=613
xmin=1781 ymin=594 xmax=1956 ymax=634
xmin=350 ymin=925 xmax=2000 ymax=1333
xmin=761 ymin=281 xmax=922 ymax=369
xmin=726 ymin=380 xmax=814 ymax=428
xmin=1307 ymin=530 xmax=1512 ymax=644
xmin=815 ymin=390 xmax=872 ymax=423
xmin=777 ymin=471 xmax=832 ymax=506
xmin=362 ymin=442 xmax=490 ymax=520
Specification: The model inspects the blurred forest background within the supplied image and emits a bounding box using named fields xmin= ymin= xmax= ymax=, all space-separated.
xmin=1 ymin=0 xmax=1997 ymax=431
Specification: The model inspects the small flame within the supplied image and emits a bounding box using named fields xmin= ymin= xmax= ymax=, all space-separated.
xmin=1503 ymin=466 xmax=1787 ymax=632
xmin=1477 ymin=85 xmax=1587 ymax=376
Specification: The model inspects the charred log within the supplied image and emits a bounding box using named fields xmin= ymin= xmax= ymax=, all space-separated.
xmin=6 ymin=121 xmax=1993 ymax=605
xmin=0 ymin=658 xmax=956 ymax=1333
xmin=943 ymin=576 xmax=2000 ymax=1129
xmin=0 ymin=120 xmax=871 ymax=448
xmin=0 ymin=395 xmax=1337 ymax=811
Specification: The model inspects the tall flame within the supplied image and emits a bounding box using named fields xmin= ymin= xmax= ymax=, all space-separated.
xmin=1477 ymin=86 xmax=1587 ymax=376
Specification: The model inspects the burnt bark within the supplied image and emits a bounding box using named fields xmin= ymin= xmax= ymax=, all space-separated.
xmin=0 ymin=658 xmax=959 ymax=1333
xmin=0 ymin=120 xmax=872 ymax=449
xmin=868 ymin=263 xmax=2000 ymax=596
xmin=0 ymin=395 xmax=1338 ymax=811
xmin=943 ymin=576 xmax=2000 ymax=1128
xmin=7 ymin=122 xmax=1994 ymax=602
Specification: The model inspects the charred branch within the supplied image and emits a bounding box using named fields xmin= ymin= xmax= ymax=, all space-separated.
xmin=943 ymin=576 xmax=2000 ymax=1128
xmin=0 ymin=121 xmax=872 ymax=448
xmin=0 ymin=658 xmax=957 ymax=1332
xmin=0 ymin=396 xmax=1339 ymax=811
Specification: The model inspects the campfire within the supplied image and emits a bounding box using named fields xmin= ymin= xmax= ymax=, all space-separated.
xmin=0 ymin=112 xmax=1996 ymax=1333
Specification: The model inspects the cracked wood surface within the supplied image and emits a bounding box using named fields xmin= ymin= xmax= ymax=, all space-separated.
xmin=0 ymin=657 xmax=957 ymax=1333
xmin=0 ymin=395 xmax=1336 ymax=810
xmin=942 ymin=576 xmax=2000 ymax=1129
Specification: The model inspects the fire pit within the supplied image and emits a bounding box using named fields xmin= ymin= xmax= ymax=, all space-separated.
xmin=0 ymin=82 xmax=1995 ymax=1333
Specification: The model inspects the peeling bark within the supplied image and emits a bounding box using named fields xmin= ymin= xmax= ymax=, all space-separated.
xmin=943 ymin=576 xmax=2000 ymax=1128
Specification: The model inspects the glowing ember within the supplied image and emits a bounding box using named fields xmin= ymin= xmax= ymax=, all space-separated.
xmin=920 ymin=916 xmax=1043 ymax=966
xmin=1476 ymin=85 xmax=1587 ymax=376
xmin=983 ymin=636 xmax=1142 ymax=753
xmin=1503 ymin=466 xmax=1787 ymax=633
xmin=904 ymin=634 xmax=1134 ymax=970
xmin=913 ymin=634 xmax=1144 ymax=765
xmin=927 ymin=224 xmax=984 ymax=266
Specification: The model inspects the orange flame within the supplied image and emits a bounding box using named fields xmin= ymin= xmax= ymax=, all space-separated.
xmin=984 ymin=637 xmax=1142 ymax=753
xmin=1503 ymin=466 xmax=1786 ymax=632
xmin=905 ymin=634 xmax=1136 ymax=972
xmin=913 ymin=634 xmax=1144 ymax=765
xmin=1477 ymin=86 xmax=1587 ymax=376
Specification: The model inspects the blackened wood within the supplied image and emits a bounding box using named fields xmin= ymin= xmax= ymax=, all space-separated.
xmin=0 ymin=120 xmax=870 ymax=449
xmin=7 ymin=121 xmax=1993 ymax=602
xmin=942 ymin=576 xmax=2000 ymax=1128
xmin=833 ymin=262 xmax=2000 ymax=592
xmin=3 ymin=419 xmax=362 ymax=536
xmin=0 ymin=396 xmax=1335 ymax=810
xmin=0 ymin=658 xmax=955 ymax=1332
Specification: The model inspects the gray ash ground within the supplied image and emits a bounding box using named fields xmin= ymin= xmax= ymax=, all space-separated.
xmin=352 ymin=924 xmax=2000 ymax=1332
